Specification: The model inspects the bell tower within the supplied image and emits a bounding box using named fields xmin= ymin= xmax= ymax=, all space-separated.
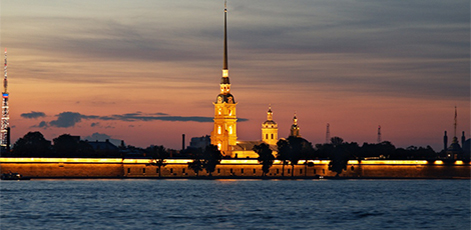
xmin=290 ymin=113 xmax=300 ymax=137
xmin=211 ymin=1 xmax=237 ymax=156
xmin=262 ymin=106 xmax=278 ymax=145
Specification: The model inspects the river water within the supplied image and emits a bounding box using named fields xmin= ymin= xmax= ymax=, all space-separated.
xmin=1 ymin=179 xmax=469 ymax=229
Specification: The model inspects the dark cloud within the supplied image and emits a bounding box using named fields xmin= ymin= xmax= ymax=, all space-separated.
xmin=32 ymin=111 xmax=248 ymax=128
xmin=97 ymin=113 xmax=216 ymax=123
xmin=90 ymin=122 xmax=115 ymax=129
xmin=49 ymin=112 xmax=83 ymax=128
xmin=21 ymin=111 xmax=46 ymax=119
xmin=30 ymin=121 xmax=49 ymax=129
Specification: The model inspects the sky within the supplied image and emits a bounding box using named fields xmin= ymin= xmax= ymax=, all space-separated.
xmin=1 ymin=0 xmax=469 ymax=151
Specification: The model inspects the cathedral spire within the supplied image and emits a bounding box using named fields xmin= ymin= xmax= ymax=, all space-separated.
xmin=211 ymin=1 xmax=237 ymax=156
xmin=222 ymin=1 xmax=229 ymax=82
xmin=223 ymin=0 xmax=228 ymax=71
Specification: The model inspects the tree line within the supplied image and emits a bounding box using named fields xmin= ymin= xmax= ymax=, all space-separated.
xmin=3 ymin=131 xmax=467 ymax=177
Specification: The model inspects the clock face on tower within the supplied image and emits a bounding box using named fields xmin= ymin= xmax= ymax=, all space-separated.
xmin=217 ymin=96 xmax=223 ymax=103
xmin=227 ymin=96 xmax=233 ymax=103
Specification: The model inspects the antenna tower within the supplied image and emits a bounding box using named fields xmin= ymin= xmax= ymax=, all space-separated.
xmin=377 ymin=125 xmax=381 ymax=143
xmin=1 ymin=49 xmax=9 ymax=147
xmin=454 ymin=106 xmax=457 ymax=138
xmin=326 ymin=123 xmax=330 ymax=143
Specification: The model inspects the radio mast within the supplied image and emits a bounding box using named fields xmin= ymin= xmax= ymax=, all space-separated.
xmin=377 ymin=125 xmax=382 ymax=143
xmin=325 ymin=123 xmax=330 ymax=143
xmin=1 ymin=48 xmax=9 ymax=147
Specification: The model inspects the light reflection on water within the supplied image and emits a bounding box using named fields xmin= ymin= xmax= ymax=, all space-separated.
xmin=1 ymin=179 xmax=470 ymax=229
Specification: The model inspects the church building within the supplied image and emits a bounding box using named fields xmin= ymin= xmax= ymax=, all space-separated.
xmin=209 ymin=2 xmax=301 ymax=158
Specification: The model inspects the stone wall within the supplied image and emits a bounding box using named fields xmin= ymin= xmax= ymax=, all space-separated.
xmin=1 ymin=158 xmax=469 ymax=179
xmin=1 ymin=163 xmax=123 ymax=178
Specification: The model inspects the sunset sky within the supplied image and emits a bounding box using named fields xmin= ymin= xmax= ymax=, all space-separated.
xmin=1 ymin=0 xmax=469 ymax=151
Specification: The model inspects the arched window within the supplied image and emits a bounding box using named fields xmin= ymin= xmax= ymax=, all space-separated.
xmin=218 ymin=126 xmax=222 ymax=134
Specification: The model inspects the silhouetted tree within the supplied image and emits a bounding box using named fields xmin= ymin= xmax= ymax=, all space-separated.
xmin=331 ymin=137 xmax=344 ymax=146
xmin=327 ymin=137 xmax=351 ymax=176
xmin=287 ymin=136 xmax=314 ymax=176
xmin=314 ymin=143 xmax=334 ymax=159
xmin=202 ymin=144 xmax=222 ymax=176
xmin=277 ymin=137 xmax=314 ymax=176
xmin=188 ymin=148 xmax=204 ymax=176
xmin=13 ymin=131 xmax=52 ymax=157
xmin=388 ymin=145 xmax=437 ymax=160
xmin=253 ymin=143 xmax=275 ymax=176
xmin=146 ymin=145 xmax=169 ymax=177
xmin=13 ymin=132 xmax=51 ymax=157
xmin=276 ymin=139 xmax=290 ymax=176
xmin=53 ymin=134 xmax=94 ymax=157
xmin=360 ymin=141 xmax=395 ymax=159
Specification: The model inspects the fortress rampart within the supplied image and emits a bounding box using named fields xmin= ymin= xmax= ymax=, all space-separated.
xmin=1 ymin=158 xmax=469 ymax=179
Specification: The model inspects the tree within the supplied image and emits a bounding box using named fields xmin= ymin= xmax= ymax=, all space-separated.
xmin=13 ymin=131 xmax=52 ymax=157
xmin=146 ymin=145 xmax=169 ymax=177
xmin=53 ymin=134 xmax=94 ymax=157
xmin=202 ymin=144 xmax=222 ymax=176
xmin=286 ymin=136 xmax=314 ymax=176
xmin=276 ymin=139 xmax=290 ymax=176
xmin=314 ymin=143 xmax=334 ymax=159
xmin=188 ymin=158 xmax=203 ymax=177
xmin=327 ymin=137 xmax=351 ymax=177
xmin=277 ymin=137 xmax=314 ymax=177
xmin=188 ymin=147 xmax=204 ymax=177
xmin=253 ymin=143 xmax=275 ymax=177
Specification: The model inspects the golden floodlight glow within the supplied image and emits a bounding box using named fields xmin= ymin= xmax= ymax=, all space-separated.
xmin=221 ymin=159 xmax=259 ymax=164
xmin=0 ymin=158 xmax=123 ymax=163
xmin=359 ymin=160 xmax=428 ymax=165
xmin=0 ymin=158 xmax=467 ymax=165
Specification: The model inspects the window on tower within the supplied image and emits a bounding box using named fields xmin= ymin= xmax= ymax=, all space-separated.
xmin=218 ymin=126 xmax=222 ymax=134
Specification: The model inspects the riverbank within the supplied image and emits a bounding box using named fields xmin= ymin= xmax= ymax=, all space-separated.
xmin=1 ymin=158 xmax=469 ymax=179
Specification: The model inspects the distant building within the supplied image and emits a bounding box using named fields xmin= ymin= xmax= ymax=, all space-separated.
xmin=446 ymin=137 xmax=462 ymax=160
xmin=189 ymin=135 xmax=211 ymax=150
xmin=87 ymin=139 xmax=118 ymax=151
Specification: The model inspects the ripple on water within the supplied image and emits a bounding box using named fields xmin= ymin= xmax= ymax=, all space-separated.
xmin=0 ymin=180 xmax=469 ymax=230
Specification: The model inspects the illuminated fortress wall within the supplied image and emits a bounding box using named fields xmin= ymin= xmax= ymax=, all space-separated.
xmin=0 ymin=158 xmax=469 ymax=179
xmin=0 ymin=158 xmax=124 ymax=178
